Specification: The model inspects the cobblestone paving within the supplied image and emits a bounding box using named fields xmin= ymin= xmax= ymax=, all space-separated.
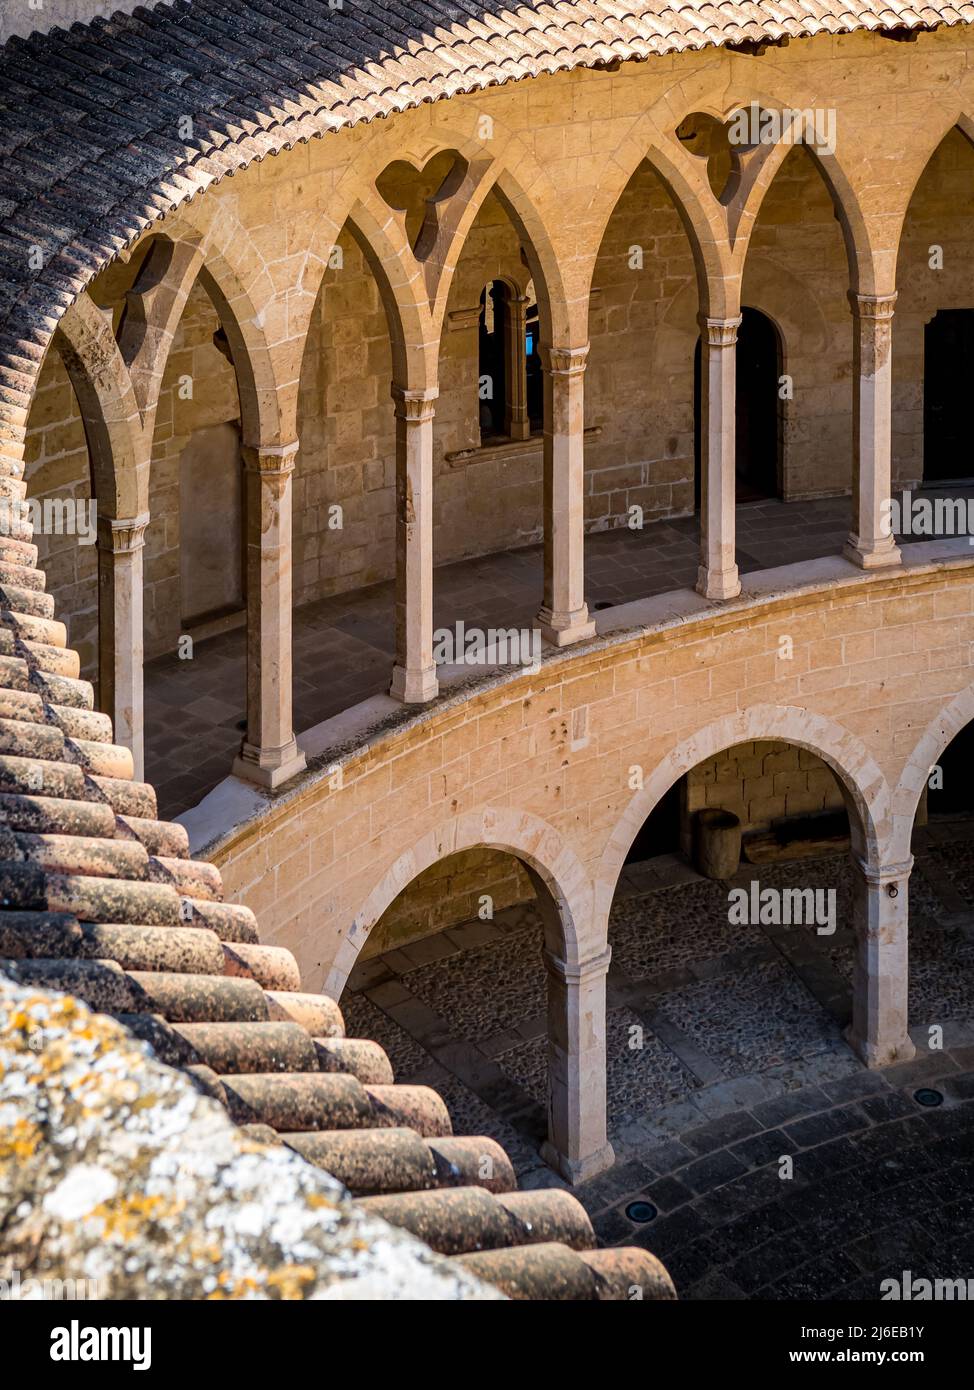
xmin=148 ymin=494 xmax=855 ymax=817
xmin=342 ymin=831 xmax=974 ymax=1299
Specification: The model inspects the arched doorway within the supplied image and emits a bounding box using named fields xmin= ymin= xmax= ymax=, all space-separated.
xmin=694 ymin=306 xmax=782 ymax=507
xmin=923 ymin=308 xmax=974 ymax=483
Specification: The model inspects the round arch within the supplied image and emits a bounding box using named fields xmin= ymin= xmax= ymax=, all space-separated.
xmin=594 ymin=703 xmax=893 ymax=923
xmin=325 ymin=806 xmax=596 ymax=996
xmin=892 ymin=679 xmax=974 ymax=862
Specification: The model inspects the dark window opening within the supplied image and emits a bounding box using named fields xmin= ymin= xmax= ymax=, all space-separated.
xmin=478 ymin=281 xmax=507 ymax=441
xmin=624 ymin=779 xmax=683 ymax=864
xmin=923 ymin=309 xmax=974 ymax=483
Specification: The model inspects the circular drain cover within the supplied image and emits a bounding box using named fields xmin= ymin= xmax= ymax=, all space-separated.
xmin=914 ymin=1087 xmax=944 ymax=1108
xmin=625 ymin=1200 xmax=658 ymax=1224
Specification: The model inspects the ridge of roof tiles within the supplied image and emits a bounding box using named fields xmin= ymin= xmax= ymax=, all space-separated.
xmin=0 ymin=0 xmax=972 ymax=439
xmin=0 ymin=523 xmax=675 ymax=1298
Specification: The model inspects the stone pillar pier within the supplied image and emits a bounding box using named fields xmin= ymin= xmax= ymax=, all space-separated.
xmin=539 ymin=945 xmax=615 ymax=1185
xmin=505 ymin=294 xmax=531 ymax=442
xmin=537 ymin=345 xmax=595 ymax=647
xmin=696 ymin=314 xmax=742 ymax=601
xmin=97 ymin=511 xmax=149 ymax=780
xmin=232 ymin=441 xmax=306 ymax=789
xmin=847 ymin=856 xmax=916 ymax=1068
xmin=844 ymin=292 xmax=902 ymax=570
xmin=390 ymin=386 xmax=438 ymax=705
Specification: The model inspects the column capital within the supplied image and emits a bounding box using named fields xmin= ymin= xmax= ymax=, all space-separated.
xmin=697 ymin=313 xmax=742 ymax=346
xmin=849 ymin=291 xmax=897 ymax=321
xmin=543 ymin=945 xmax=612 ymax=985
xmin=241 ymin=440 xmax=299 ymax=477
xmin=391 ymin=385 xmax=438 ymax=422
xmin=542 ymin=344 xmax=589 ymax=377
xmin=98 ymin=511 xmax=150 ymax=554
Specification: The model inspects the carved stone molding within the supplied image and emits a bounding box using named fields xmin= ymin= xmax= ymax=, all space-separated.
xmin=391 ymin=385 xmax=438 ymax=423
xmin=98 ymin=511 xmax=150 ymax=554
xmin=697 ymin=313 xmax=742 ymax=346
xmin=850 ymin=292 xmax=897 ymax=322
xmin=543 ymin=344 xmax=589 ymax=377
xmin=241 ymin=440 xmax=299 ymax=478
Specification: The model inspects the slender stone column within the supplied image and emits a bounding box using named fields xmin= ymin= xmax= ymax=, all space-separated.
xmin=537 ymin=345 xmax=595 ymax=647
xmin=390 ymin=386 xmax=438 ymax=705
xmin=847 ymin=856 xmax=916 ymax=1068
xmin=97 ymin=511 xmax=149 ymax=780
xmin=539 ymin=945 xmax=615 ymax=1184
xmin=505 ymin=293 xmax=531 ymax=441
xmin=696 ymin=314 xmax=742 ymax=601
xmin=844 ymin=292 xmax=901 ymax=570
xmin=232 ymin=441 xmax=306 ymax=789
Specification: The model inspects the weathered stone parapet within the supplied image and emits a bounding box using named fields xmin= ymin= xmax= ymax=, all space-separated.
xmin=0 ymin=972 xmax=501 ymax=1301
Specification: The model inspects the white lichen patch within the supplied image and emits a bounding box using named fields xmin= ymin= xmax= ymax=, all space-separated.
xmin=0 ymin=973 xmax=502 ymax=1301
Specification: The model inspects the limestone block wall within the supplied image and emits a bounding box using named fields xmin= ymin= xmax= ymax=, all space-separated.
xmin=294 ymin=225 xmax=397 ymax=608
xmin=685 ymin=740 xmax=845 ymax=834
xmin=586 ymin=161 xmax=697 ymax=525
xmin=144 ymin=281 xmax=241 ymax=659
xmin=741 ymin=145 xmax=851 ymax=501
xmin=361 ymin=848 xmax=535 ymax=958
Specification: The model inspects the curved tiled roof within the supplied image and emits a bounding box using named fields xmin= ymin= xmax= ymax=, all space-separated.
xmin=0 ymin=524 xmax=674 ymax=1297
xmin=0 ymin=0 xmax=973 ymax=440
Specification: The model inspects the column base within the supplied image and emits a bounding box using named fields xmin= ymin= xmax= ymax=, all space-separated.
xmin=232 ymin=739 xmax=307 ymax=790
xmin=540 ymin=1139 xmax=615 ymax=1187
xmin=844 ymin=1023 xmax=916 ymax=1070
xmin=390 ymin=664 xmax=439 ymax=704
xmin=537 ymin=605 xmax=596 ymax=648
xmin=843 ymin=536 xmax=902 ymax=570
xmin=696 ymin=565 xmax=741 ymax=601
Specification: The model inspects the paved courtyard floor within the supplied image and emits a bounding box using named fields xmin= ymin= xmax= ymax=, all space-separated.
xmin=340 ymin=821 xmax=974 ymax=1300
xmin=147 ymin=493 xmax=856 ymax=817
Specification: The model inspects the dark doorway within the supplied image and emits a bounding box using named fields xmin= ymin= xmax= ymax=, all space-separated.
xmin=624 ymin=779 xmax=683 ymax=864
xmin=927 ymin=718 xmax=974 ymax=818
xmin=694 ymin=306 xmax=782 ymax=508
xmin=478 ymin=281 xmax=507 ymax=440
xmin=923 ymin=309 xmax=974 ymax=483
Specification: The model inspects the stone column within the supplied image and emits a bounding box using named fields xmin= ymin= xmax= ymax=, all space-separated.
xmin=847 ymin=856 xmax=916 ymax=1068
xmin=844 ymin=292 xmax=901 ymax=570
xmin=390 ymin=386 xmax=438 ymax=704
xmin=697 ymin=314 xmax=742 ymax=601
xmin=97 ymin=511 xmax=149 ymax=781
xmin=232 ymin=442 xmax=306 ymax=789
xmin=539 ymin=945 xmax=615 ymax=1184
xmin=537 ymin=345 xmax=595 ymax=647
xmin=505 ymin=294 xmax=531 ymax=442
